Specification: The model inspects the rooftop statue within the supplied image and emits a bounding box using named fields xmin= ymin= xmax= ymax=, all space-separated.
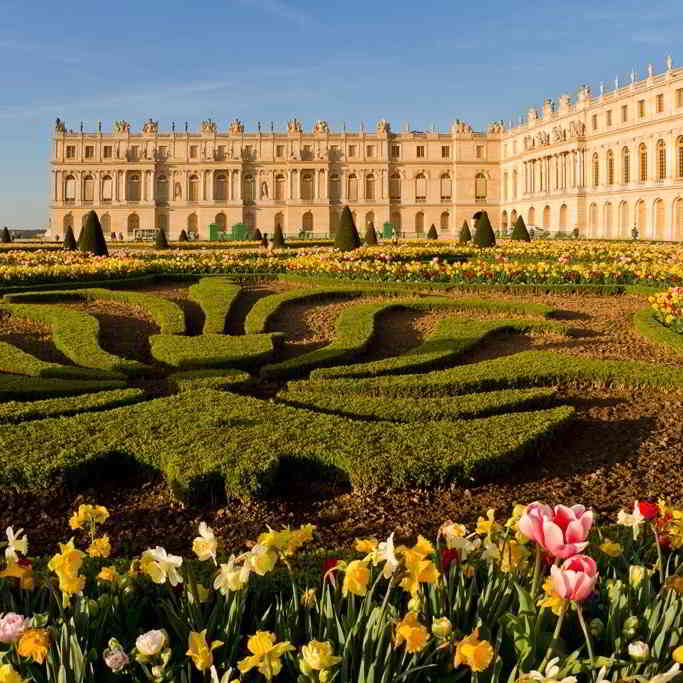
xmin=313 ymin=119 xmax=329 ymax=134
xmin=142 ymin=118 xmax=159 ymax=135
xmin=55 ymin=118 xmax=66 ymax=133
xmin=113 ymin=120 xmax=131 ymax=135
xmin=229 ymin=119 xmax=244 ymax=135
xmin=288 ymin=118 xmax=303 ymax=133
xmin=201 ymin=118 xmax=217 ymax=134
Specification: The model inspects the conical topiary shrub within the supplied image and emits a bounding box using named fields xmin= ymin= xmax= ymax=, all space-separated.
xmin=272 ymin=225 xmax=285 ymax=248
xmin=510 ymin=215 xmax=531 ymax=242
xmin=334 ymin=206 xmax=361 ymax=251
xmin=253 ymin=228 xmax=262 ymax=242
xmin=1 ymin=227 xmax=11 ymax=243
xmin=79 ymin=210 xmax=108 ymax=256
xmin=261 ymin=232 xmax=269 ymax=248
xmin=63 ymin=226 xmax=77 ymax=251
xmin=155 ymin=228 xmax=170 ymax=249
xmin=178 ymin=229 xmax=189 ymax=242
xmin=364 ymin=222 xmax=378 ymax=246
xmin=458 ymin=220 xmax=472 ymax=244
xmin=473 ymin=212 xmax=496 ymax=248
xmin=427 ymin=224 xmax=438 ymax=240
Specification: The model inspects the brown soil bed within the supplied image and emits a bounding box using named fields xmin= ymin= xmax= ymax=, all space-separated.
xmin=0 ymin=312 xmax=75 ymax=366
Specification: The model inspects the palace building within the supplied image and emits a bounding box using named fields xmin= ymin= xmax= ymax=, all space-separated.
xmin=49 ymin=58 xmax=683 ymax=242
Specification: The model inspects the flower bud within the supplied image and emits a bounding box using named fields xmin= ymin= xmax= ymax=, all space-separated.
xmin=407 ymin=596 xmax=422 ymax=612
xmin=628 ymin=640 xmax=650 ymax=661
xmin=431 ymin=617 xmax=453 ymax=640
xmin=589 ymin=618 xmax=604 ymax=639
xmin=87 ymin=599 xmax=98 ymax=615
xmin=622 ymin=616 xmax=640 ymax=639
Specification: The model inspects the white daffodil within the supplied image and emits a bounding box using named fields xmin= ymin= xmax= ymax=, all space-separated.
xmin=482 ymin=539 xmax=501 ymax=562
xmin=192 ymin=522 xmax=218 ymax=564
xmin=448 ymin=535 xmax=481 ymax=562
xmin=375 ymin=533 xmax=399 ymax=579
xmin=438 ymin=521 xmax=468 ymax=549
xmin=617 ymin=502 xmax=645 ymax=540
xmin=523 ymin=657 xmax=578 ymax=683
xmin=4 ymin=527 xmax=28 ymax=562
xmin=214 ymin=555 xmax=251 ymax=594
xmin=140 ymin=547 xmax=183 ymax=586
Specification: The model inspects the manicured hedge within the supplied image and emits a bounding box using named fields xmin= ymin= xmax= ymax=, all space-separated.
xmin=289 ymin=349 xmax=683 ymax=397
xmin=277 ymin=387 xmax=557 ymax=422
xmin=188 ymin=277 xmax=242 ymax=334
xmin=167 ymin=369 xmax=251 ymax=392
xmin=0 ymin=374 xmax=126 ymax=401
xmin=150 ymin=333 xmax=281 ymax=369
xmin=310 ymin=316 xmax=570 ymax=380
xmin=0 ymin=304 xmax=145 ymax=377
xmin=633 ymin=307 xmax=683 ymax=354
xmin=0 ymin=388 xmax=574 ymax=502
xmin=0 ymin=388 xmax=145 ymax=424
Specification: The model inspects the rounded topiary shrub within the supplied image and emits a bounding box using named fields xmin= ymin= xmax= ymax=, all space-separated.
xmin=510 ymin=215 xmax=531 ymax=242
xmin=272 ymin=225 xmax=285 ymax=248
xmin=458 ymin=220 xmax=472 ymax=244
xmin=155 ymin=229 xmax=170 ymax=249
xmin=1 ymin=227 xmax=12 ymax=243
xmin=427 ymin=224 xmax=438 ymax=240
xmin=63 ymin=226 xmax=77 ymax=251
xmin=253 ymin=228 xmax=263 ymax=242
xmin=334 ymin=206 xmax=361 ymax=251
xmin=178 ymin=229 xmax=189 ymax=242
xmin=79 ymin=211 xmax=108 ymax=256
xmin=473 ymin=212 xmax=496 ymax=248
xmin=364 ymin=222 xmax=378 ymax=246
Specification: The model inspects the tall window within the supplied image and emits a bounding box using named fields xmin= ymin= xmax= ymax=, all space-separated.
xmin=188 ymin=175 xmax=200 ymax=201
xmin=348 ymin=145 xmax=356 ymax=157
xmin=214 ymin=174 xmax=226 ymax=201
xmin=440 ymin=173 xmax=451 ymax=200
xmin=592 ymin=154 xmax=599 ymax=186
xmin=190 ymin=146 xmax=198 ymax=159
xmin=366 ymin=145 xmax=375 ymax=158
xmin=607 ymin=150 xmax=614 ymax=185
xmin=275 ymin=174 xmax=286 ymax=200
xmin=127 ymin=214 xmax=139 ymax=234
xmin=389 ymin=173 xmax=401 ymax=199
xmin=513 ymin=170 xmax=518 ymax=199
xmin=678 ymin=137 xmax=683 ymax=178
xmin=503 ymin=172 xmax=508 ymax=201
xmin=391 ymin=144 xmax=400 ymax=158
xmin=640 ymin=144 xmax=648 ymax=182
xmin=656 ymin=94 xmax=664 ymax=113
xmin=103 ymin=145 xmax=112 ymax=159
xmin=592 ymin=114 xmax=598 ymax=130
xmin=657 ymin=140 xmax=666 ymax=180
xmin=638 ymin=100 xmax=646 ymax=118
xmin=441 ymin=145 xmax=450 ymax=159
xmin=440 ymin=211 xmax=449 ymax=230
xmin=64 ymin=175 xmax=76 ymax=201
xmin=66 ymin=145 xmax=75 ymax=159
xmin=83 ymin=175 xmax=94 ymax=202
xmin=476 ymin=145 xmax=484 ymax=159
xmin=621 ymin=105 xmax=628 ymax=122
xmin=347 ymin=174 xmax=358 ymax=201
xmin=475 ymin=173 xmax=487 ymax=200
xmin=622 ymin=148 xmax=630 ymax=184
xmin=276 ymin=145 xmax=284 ymax=158
xmin=301 ymin=172 xmax=314 ymax=201
xmin=415 ymin=173 xmax=426 ymax=200
xmin=127 ymin=173 xmax=141 ymax=201
xmin=415 ymin=211 xmax=424 ymax=234
xmin=156 ymin=176 xmax=167 ymax=202
xmin=85 ymin=145 xmax=94 ymax=159
xmin=416 ymin=145 xmax=425 ymax=158
xmin=365 ymin=174 xmax=375 ymax=200
xmin=606 ymin=110 xmax=612 ymax=127
xmin=101 ymin=175 xmax=113 ymax=202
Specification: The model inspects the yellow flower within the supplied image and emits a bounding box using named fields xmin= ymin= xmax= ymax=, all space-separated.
xmin=87 ymin=536 xmax=111 ymax=558
xmin=186 ymin=630 xmax=223 ymax=672
xmin=431 ymin=617 xmax=453 ymax=640
xmin=301 ymin=588 xmax=317 ymax=607
xmin=413 ymin=535 xmax=434 ymax=557
xmin=665 ymin=576 xmax=683 ymax=594
xmin=139 ymin=547 xmax=183 ymax=586
xmin=454 ymin=628 xmax=494 ymax=672
xmin=673 ymin=645 xmax=683 ymax=664
xmin=0 ymin=560 xmax=35 ymax=590
xmin=599 ymin=539 xmax=622 ymax=557
xmin=354 ymin=538 xmax=378 ymax=553
xmin=192 ymin=522 xmax=217 ymax=563
xmin=395 ymin=612 xmax=429 ymax=654
xmin=629 ymin=565 xmax=650 ymax=587
xmin=500 ymin=541 xmax=529 ymax=573
xmin=301 ymin=640 xmax=342 ymax=671
xmin=538 ymin=577 xmax=568 ymax=616
xmin=237 ymin=631 xmax=295 ymax=681
xmin=97 ymin=566 xmax=120 ymax=583
xmin=476 ymin=509 xmax=500 ymax=536
xmin=214 ymin=555 xmax=250 ymax=594
xmin=256 ymin=523 xmax=316 ymax=557
xmin=342 ymin=560 xmax=370 ymax=597
xmin=17 ymin=628 xmax=50 ymax=664
xmin=247 ymin=545 xmax=278 ymax=576
xmin=69 ymin=504 xmax=109 ymax=530
xmin=48 ymin=539 xmax=85 ymax=596
xmin=0 ymin=663 xmax=24 ymax=683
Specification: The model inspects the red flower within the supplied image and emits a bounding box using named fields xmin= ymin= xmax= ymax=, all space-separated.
xmin=637 ymin=500 xmax=659 ymax=521
xmin=441 ymin=548 xmax=459 ymax=572
xmin=322 ymin=558 xmax=340 ymax=579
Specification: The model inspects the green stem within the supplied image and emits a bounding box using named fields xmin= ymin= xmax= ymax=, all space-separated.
xmin=576 ymin=603 xmax=595 ymax=668
xmin=538 ymin=603 xmax=566 ymax=671
xmin=651 ymin=521 xmax=665 ymax=584
xmin=530 ymin=546 xmax=543 ymax=600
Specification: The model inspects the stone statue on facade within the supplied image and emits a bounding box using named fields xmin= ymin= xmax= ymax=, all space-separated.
xmin=201 ymin=118 xmax=217 ymax=135
xmin=261 ymin=181 xmax=269 ymax=199
xmin=552 ymin=126 xmax=563 ymax=142
xmin=648 ymin=64 xmax=654 ymax=78
xmin=55 ymin=118 xmax=66 ymax=133
xmin=631 ymin=69 xmax=636 ymax=84
xmin=376 ymin=119 xmax=390 ymax=134
xmin=487 ymin=121 xmax=505 ymax=134
xmin=113 ymin=120 xmax=130 ymax=135
xmin=313 ymin=120 xmax=329 ymax=134
xmin=452 ymin=119 xmax=472 ymax=134
xmin=600 ymin=82 xmax=604 ymax=96
xmin=668 ymin=55 xmax=673 ymax=70
xmin=142 ymin=118 xmax=159 ymax=135
xmin=229 ymin=119 xmax=244 ymax=135
xmin=288 ymin=118 xmax=303 ymax=134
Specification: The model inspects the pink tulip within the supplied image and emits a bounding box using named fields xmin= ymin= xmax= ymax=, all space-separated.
xmin=550 ymin=554 xmax=598 ymax=601
xmin=518 ymin=502 xmax=593 ymax=559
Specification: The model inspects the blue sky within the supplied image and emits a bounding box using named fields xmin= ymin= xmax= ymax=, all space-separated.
xmin=1 ymin=0 xmax=681 ymax=228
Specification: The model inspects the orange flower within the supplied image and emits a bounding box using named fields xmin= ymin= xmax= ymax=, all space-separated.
xmin=18 ymin=628 xmax=50 ymax=664
xmin=454 ymin=628 xmax=494 ymax=672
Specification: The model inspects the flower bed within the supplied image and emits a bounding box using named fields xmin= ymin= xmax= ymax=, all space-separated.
xmin=650 ymin=288 xmax=683 ymax=335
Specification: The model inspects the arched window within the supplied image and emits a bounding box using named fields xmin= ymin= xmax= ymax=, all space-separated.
xmin=503 ymin=172 xmax=508 ymax=201
xmin=301 ymin=172 xmax=314 ymax=201
xmin=657 ymin=140 xmax=666 ymax=180
xmin=100 ymin=214 xmax=110 ymax=234
xmin=604 ymin=202 xmax=613 ymax=237
xmin=440 ymin=173 xmax=452 ymax=200
xmin=475 ymin=173 xmax=487 ymax=200
xmin=415 ymin=211 xmax=424 ymax=234
xmin=511 ymin=209 xmax=517 ymax=225
xmin=559 ymin=204 xmax=568 ymax=229
xmin=622 ymin=148 xmax=630 ymax=184
xmin=275 ymin=174 xmax=286 ymax=201
xmin=187 ymin=213 xmax=198 ymax=233
xmin=348 ymin=174 xmax=358 ymax=201
xmin=302 ymin=212 xmax=313 ymax=232
xmin=512 ymin=170 xmax=518 ymax=199
xmin=639 ymin=144 xmax=648 ymax=182
xmin=83 ymin=175 xmax=94 ymax=202
xmin=215 ymin=213 xmax=226 ymax=230
xmin=619 ymin=202 xmax=629 ymax=236
xmin=101 ymin=175 xmax=113 ymax=202
xmin=637 ymin=200 xmax=646 ymax=232
xmin=528 ymin=207 xmax=535 ymax=225
xmin=678 ymin=137 xmax=683 ymax=178
xmin=389 ymin=173 xmax=401 ymax=199
xmin=64 ymin=175 xmax=76 ymax=201
xmin=543 ymin=206 xmax=550 ymax=229
xmin=607 ymin=150 xmax=614 ymax=185
xmin=275 ymin=212 xmax=284 ymax=231
xmin=127 ymin=213 xmax=139 ymax=234
xmin=589 ymin=203 xmax=598 ymax=230
xmin=592 ymin=153 xmax=599 ymax=187
xmin=174 ymin=182 xmax=182 ymax=200
xmin=365 ymin=211 xmax=374 ymax=228
xmin=654 ymin=199 xmax=665 ymax=238
xmin=415 ymin=173 xmax=426 ymax=200
xmin=440 ymin=211 xmax=449 ymax=231
xmin=127 ymin=173 xmax=141 ymax=201
xmin=365 ymin=174 xmax=375 ymax=201
xmin=214 ymin=174 xmax=226 ymax=201
xmin=675 ymin=198 xmax=683 ymax=241
xmin=156 ymin=176 xmax=168 ymax=202
xmin=188 ymin=175 xmax=200 ymax=202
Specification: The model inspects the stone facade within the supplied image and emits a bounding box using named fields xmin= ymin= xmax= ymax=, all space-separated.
xmin=49 ymin=59 xmax=683 ymax=242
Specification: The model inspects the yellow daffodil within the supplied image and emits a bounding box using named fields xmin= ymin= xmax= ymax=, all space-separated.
xmin=342 ymin=560 xmax=370 ymax=597
xmin=48 ymin=539 xmax=85 ymax=596
xmin=354 ymin=538 xmax=378 ymax=553
xmin=599 ymin=539 xmax=622 ymax=557
xmin=454 ymin=628 xmax=494 ymax=672
xmin=87 ymin=536 xmax=111 ymax=558
xmin=394 ymin=612 xmax=429 ymax=653
xmin=192 ymin=522 xmax=217 ymax=563
xmin=0 ymin=560 xmax=35 ymax=590
xmin=214 ymin=555 xmax=251 ymax=594
xmin=538 ymin=577 xmax=568 ymax=616
xmin=97 ymin=566 xmax=120 ymax=583
xmin=238 ymin=631 xmax=295 ymax=681
xmin=246 ymin=545 xmax=278 ymax=576
xmin=629 ymin=565 xmax=651 ymax=587
xmin=500 ymin=540 xmax=529 ymax=573
xmin=301 ymin=640 xmax=342 ymax=671
xmin=187 ymin=630 xmax=223 ymax=672
xmin=673 ymin=645 xmax=683 ymax=664
xmin=476 ymin=509 xmax=501 ymax=537
xmin=17 ymin=628 xmax=50 ymax=664
xmin=431 ymin=617 xmax=453 ymax=640
xmin=0 ymin=663 xmax=24 ymax=683
xmin=439 ymin=521 xmax=468 ymax=548
xmin=69 ymin=504 xmax=109 ymax=530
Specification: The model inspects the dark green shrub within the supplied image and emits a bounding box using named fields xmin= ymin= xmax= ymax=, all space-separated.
xmin=458 ymin=220 xmax=472 ymax=244
xmin=155 ymin=229 xmax=169 ymax=249
xmin=473 ymin=212 xmax=496 ymax=248
xmin=178 ymin=229 xmax=189 ymax=242
xmin=364 ymin=222 xmax=378 ymax=246
xmin=63 ymin=226 xmax=77 ymax=251
xmin=1 ymin=227 xmax=12 ymax=243
xmin=253 ymin=228 xmax=263 ymax=241
xmin=261 ymin=233 xmax=268 ymax=248
xmin=427 ymin=224 xmax=438 ymax=240
xmin=79 ymin=211 xmax=109 ymax=256
xmin=334 ymin=206 xmax=361 ymax=251
xmin=511 ymin=215 xmax=531 ymax=242
xmin=272 ymin=225 xmax=285 ymax=248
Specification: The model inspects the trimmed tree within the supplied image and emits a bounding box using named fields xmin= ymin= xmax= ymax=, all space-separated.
xmin=272 ymin=225 xmax=285 ymax=248
xmin=79 ymin=210 xmax=109 ymax=256
xmin=63 ymin=226 xmax=77 ymax=251
xmin=178 ymin=229 xmax=189 ymax=242
xmin=364 ymin=221 xmax=378 ymax=246
xmin=253 ymin=228 xmax=263 ymax=242
xmin=472 ymin=212 xmax=496 ymax=248
xmin=334 ymin=206 xmax=361 ymax=251
xmin=261 ymin=232 xmax=269 ymax=248
xmin=1 ymin=227 xmax=11 ymax=243
xmin=427 ymin=224 xmax=438 ymax=240
xmin=155 ymin=228 xmax=170 ymax=249
xmin=510 ymin=215 xmax=531 ymax=242
xmin=458 ymin=220 xmax=472 ymax=244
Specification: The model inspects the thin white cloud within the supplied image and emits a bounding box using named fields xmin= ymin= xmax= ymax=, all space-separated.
xmin=233 ymin=0 xmax=314 ymax=27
